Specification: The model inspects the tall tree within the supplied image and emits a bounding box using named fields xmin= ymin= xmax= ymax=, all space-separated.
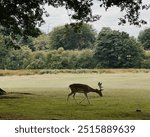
xmin=49 ymin=24 xmax=96 ymax=50
xmin=138 ymin=28 xmax=150 ymax=50
xmin=0 ymin=33 xmax=8 ymax=69
xmin=0 ymin=0 xmax=149 ymax=36
xmin=94 ymin=28 xmax=144 ymax=68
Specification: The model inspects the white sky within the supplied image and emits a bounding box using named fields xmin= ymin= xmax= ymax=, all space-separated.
xmin=40 ymin=0 xmax=150 ymax=37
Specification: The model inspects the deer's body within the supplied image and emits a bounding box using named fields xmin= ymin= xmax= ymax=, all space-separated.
xmin=69 ymin=84 xmax=99 ymax=93
xmin=67 ymin=82 xmax=103 ymax=104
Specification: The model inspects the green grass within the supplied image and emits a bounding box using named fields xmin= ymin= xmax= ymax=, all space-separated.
xmin=0 ymin=73 xmax=150 ymax=120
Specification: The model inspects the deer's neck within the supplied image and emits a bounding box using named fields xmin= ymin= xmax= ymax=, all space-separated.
xmin=89 ymin=87 xmax=96 ymax=92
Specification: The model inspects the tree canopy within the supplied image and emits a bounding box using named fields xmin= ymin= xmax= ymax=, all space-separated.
xmin=94 ymin=28 xmax=144 ymax=68
xmin=49 ymin=24 xmax=96 ymax=50
xmin=0 ymin=0 xmax=149 ymax=36
xmin=138 ymin=28 xmax=150 ymax=50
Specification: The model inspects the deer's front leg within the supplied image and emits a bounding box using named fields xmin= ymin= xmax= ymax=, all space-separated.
xmin=84 ymin=93 xmax=90 ymax=104
xmin=73 ymin=93 xmax=78 ymax=104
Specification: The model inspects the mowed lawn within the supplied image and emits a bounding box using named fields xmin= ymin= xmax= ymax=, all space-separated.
xmin=0 ymin=72 xmax=150 ymax=120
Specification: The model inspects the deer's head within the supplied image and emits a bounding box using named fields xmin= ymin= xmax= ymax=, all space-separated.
xmin=97 ymin=82 xmax=103 ymax=97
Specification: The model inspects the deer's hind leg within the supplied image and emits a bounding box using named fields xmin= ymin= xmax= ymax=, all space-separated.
xmin=79 ymin=93 xmax=90 ymax=104
xmin=84 ymin=93 xmax=90 ymax=104
xmin=79 ymin=98 xmax=85 ymax=104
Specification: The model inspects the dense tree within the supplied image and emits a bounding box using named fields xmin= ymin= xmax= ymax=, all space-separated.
xmin=5 ymin=47 xmax=32 ymax=69
xmin=0 ymin=0 xmax=149 ymax=36
xmin=1 ymin=25 xmax=150 ymax=69
xmin=49 ymin=24 xmax=96 ymax=50
xmin=0 ymin=33 xmax=8 ymax=69
xmin=0 ymin=26 xmax=36 ymax=50
xmin=94 ymin=28 xmax=144 ymax=68
xmin=33 ymin=34 xmax=50 ymax=51
xmin=141 ymin=51 xmax=150 ymax=68
xmin=138 ymin=28 xmax=150 ymax=50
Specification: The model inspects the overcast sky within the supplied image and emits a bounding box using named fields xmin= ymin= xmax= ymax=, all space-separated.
xmin=40 ymin=0 xmax=150 ymax=37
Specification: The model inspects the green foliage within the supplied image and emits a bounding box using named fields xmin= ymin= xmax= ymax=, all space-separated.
xmin=76 ymin=49 xmax=96 ymax=68
xmin=5 ymin=47 xmax=32 ymax=70
xmin=94 ymin=28 xmax=144 ymax=68
xmin=27 ymin=51 xmax=46 ymax=69
xmin=141 ymin=59 xmax=150 ymax=69
xmin=138 ymin=28 xmax=150 ymax=50
xmin=0 ymin=1 xmax=44 ymax=36
xmin=0 ymin=33 xmax=9 ymax=69
xmin=0 ymin=28 xmax=35 ymax=50
xmin=1 ymin=26 xmax=150 ymax=69
xmin=49 ymin=24 xmax=96 ymax=50
xmin=0 ymin=0 xmax=149 ymax=36
xmin=145 ymin=51 xmax=150 ymax=58
xmin=33 ymin=34 xmax=50 ymax=51
xmin=46 ymin=48 xmax=94 ymax=69
xmin=47 ymin=50 xmax=64 ymax=69
xmin=141 ymin=51 xmax=150 ymax=68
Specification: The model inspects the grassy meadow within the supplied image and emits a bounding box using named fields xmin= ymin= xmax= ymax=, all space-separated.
xmin=0 ymin=70 xmax=150 ymax=120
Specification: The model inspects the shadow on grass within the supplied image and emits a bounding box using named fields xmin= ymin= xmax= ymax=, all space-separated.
xmin=9 ymin=92 xmax=34 ymax=95
xmin=0 ymin=95 xmax=20 ymax=99
xmin=0 ymin=113 xmax=24 ymax=119
xmin=0 ymin=92 xmax=34 ymax=100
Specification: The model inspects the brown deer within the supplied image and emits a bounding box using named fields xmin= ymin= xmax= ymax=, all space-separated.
xmin=67 ymin=82 xmax=103 ymax=104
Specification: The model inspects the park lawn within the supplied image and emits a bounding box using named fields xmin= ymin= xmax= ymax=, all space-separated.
xmin=0 ymin=72 xmax=150 ymax=120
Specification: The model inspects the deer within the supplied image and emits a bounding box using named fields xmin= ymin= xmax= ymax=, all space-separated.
xmin=67 ymin=82 xmax=103 ymax=104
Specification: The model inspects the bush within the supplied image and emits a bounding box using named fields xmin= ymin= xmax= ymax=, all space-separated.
xmin=141 ymin=59 xmax=150 ymax=68
xmin=141 ymin=51 xmax=150 ymax=68
xmin=46 ymin=49 xmax=94 ymax=69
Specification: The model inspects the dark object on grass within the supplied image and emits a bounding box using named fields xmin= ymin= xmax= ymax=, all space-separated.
xmin=136 ymin=109 xmax=141 ymax=112
xmin=0 ymin=88 xmax=6 ymax=95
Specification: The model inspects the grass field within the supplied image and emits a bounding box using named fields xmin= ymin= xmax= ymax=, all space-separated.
xmin=0 ymin=72 xmax=150 ymax=120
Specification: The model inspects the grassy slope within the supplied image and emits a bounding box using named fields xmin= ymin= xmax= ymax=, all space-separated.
xmin=0 ymin=73 xmax=150 ymax=120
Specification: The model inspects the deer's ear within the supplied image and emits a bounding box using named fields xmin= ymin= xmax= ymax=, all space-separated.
xmin=98 ymin=82 xmax=102 ymax=85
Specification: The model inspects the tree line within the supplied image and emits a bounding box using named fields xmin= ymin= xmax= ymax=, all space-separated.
xmin=0 ymin=24 xmax=150 ymax=70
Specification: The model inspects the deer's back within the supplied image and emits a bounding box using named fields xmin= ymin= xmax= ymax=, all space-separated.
xmin=69 ymin=83 xmax=91 ymax=93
